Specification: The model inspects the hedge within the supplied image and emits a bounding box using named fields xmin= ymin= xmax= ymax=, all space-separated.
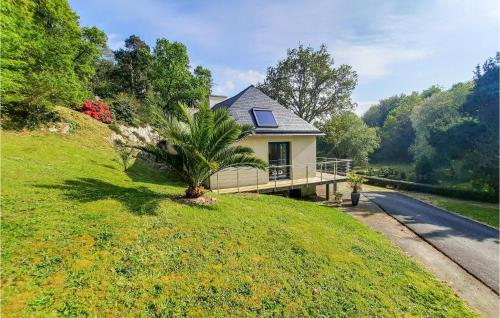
xmin=361 ymin=175 xmax=499 ymax=203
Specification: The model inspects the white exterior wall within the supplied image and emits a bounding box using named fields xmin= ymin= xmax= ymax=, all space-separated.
xmin=208 ymin=95 xmax=227 ymax=108
xmin=210 ymin=135 xmax=317 ymax=190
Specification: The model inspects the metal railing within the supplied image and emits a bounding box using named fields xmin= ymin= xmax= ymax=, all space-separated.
xmin=213 ymin=158 xmax=352 ymax=193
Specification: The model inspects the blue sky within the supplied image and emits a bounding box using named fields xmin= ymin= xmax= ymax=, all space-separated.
xmin=70 ymin=0 xmax=499 ymax=115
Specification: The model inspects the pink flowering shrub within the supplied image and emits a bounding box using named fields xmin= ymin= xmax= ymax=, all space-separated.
xmin=80 ymin=100 xmax=113 ymax=124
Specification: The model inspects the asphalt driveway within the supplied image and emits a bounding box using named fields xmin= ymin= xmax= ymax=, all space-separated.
xmin=363 ymin=191 xmax=499 ymax=294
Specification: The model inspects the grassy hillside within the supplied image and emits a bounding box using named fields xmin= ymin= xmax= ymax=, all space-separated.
xmin=1 ymin=108 xmax=477 ymax=317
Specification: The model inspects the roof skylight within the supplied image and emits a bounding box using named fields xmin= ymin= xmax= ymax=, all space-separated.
xmin=252 ymin=108 xmax=278 ymax=127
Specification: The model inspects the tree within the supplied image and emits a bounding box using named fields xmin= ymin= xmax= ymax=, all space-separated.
xmin=91 ymin=58 xmax=120 ymax=99
xmin=110 ymin=92 xmax=142 ymax=125
xmin=1 ymin=0 xmax=106 ymax=126
xmin=114 ymin=35 xmax=152 ymax=99
xmin=257 ymin=44 xmax=357 ymax=122
xmin=363 ymin=85 xmax=444 ymax=164
xmin=376 ymin=93 xmax=422 ymax=163
xmin=318 ymin=112 xmax=379 ymax=165
xmin=411 ymin=83 xmax=473 ymax=162
xmin=363 ymin=85 xmax=441 ymax=128
xmin=75 ymin=26 xmax=108 ymax=85
xmin=362 ymin=95 xmax=403 ymax=128
xmin=140 ymin=103 xmax=266 ymax=198
xmin=410 ymin=82 xmax=473 ymax=183
xmin=193 ymin=65 xmax=213 ymax=97
xmin=149 ymin=38 xmax=212 ymax=117
xmin=465 ymin=53 xmax=499 ymax=191
xmin=431 ymin=54 xmax=499 ymax=192
xmin=464 ymin=53 xmax=499 ymax=130
xmin=420 ymin=85 xmax=443 ymax=99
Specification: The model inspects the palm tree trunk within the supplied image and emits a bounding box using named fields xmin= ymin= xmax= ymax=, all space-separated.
xmin=185 ymin=185 xmax=204 ymax=198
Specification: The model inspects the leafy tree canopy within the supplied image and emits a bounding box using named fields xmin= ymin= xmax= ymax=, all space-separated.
xmin=318 ymin=112 xmax=380 ymax=165
xmin=410 ymin=82 xmax=473 ymax=183
xmin=429 ymin=54 xmax=499 ymax=192
xmin=377 ymin=93 xmax=422 ymax=162
xmin=257 ymin=44 xmax=358 ymax=122
xmin=1 ymin=0 xmax=107 ymax=126
xmin=149 ymin=38 xmax=212 ymax=117
xmin=362 ymin=95 xmax=404 ymax=128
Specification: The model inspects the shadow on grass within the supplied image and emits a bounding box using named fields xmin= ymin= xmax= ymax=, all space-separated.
xmin=125 ymin=159 xmax=185 ymax=187
xmin=36 ymin=177 xmax=215 ymax=215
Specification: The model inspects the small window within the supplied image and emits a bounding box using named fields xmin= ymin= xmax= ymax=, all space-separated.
xmin=252 ymin=108 xmax=278 ymax=127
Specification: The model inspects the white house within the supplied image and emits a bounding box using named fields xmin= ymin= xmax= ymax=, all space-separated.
xmin=208 ymin=86 xmax=350 ymax=196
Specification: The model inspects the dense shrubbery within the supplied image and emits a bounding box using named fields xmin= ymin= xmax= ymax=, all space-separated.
xmin=80 ymin=100 xmax=113 ymax=124
xmin=110 ymin=93 xmax=140 ymax=125
xmin=356 ymin=166 xmax=412 ymax=181
xmin=362 ymin=175 xmax=498 ymax=203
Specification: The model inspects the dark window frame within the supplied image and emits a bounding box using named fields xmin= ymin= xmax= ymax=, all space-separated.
xmin=268 ymin=141 xmax=290 ymax=179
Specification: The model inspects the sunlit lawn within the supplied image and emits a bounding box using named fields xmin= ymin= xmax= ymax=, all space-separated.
xmin=1 ymin=109 xmax=478 ymax=317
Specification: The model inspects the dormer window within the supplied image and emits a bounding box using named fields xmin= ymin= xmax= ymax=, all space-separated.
xmin=252 ymin=108 xmax=278 ymax=127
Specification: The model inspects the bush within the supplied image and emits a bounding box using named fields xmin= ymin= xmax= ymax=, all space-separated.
xmin=2 ymin=103 xmax=61 ymax=129
xmin=361 ymin=175 xmax=498 ymax=203
xmin=80 ymin=100 xmax=113 ymax=124
xmin=415 ymin=157 xmax=436 ymax=183
xmin=110 ymin=93 xmax=140 ymax=125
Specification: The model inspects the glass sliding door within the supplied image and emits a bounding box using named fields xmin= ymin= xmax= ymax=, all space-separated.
xmin=268 ymin=142 xmax=290 ymax=180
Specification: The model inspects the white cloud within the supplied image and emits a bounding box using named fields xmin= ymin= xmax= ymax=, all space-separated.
xmin=87 ymin=0 xmax=220 ymax=48
xmin=212 ymin=68 xmax=265 ymax=96
xmin=354 ymin=100 xmax=378 ymax=116
xmin=334 ymin=43 xmax=432 ymax=81
xmin=107 ymin=33 xmax=124 ymax=50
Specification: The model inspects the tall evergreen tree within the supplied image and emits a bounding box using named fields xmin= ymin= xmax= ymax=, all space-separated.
xmin=114 ymin=35 xmax=152 ymax=99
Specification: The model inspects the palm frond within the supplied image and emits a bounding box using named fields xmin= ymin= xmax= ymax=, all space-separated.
xmin=141 ymin=99 xmax=263 ymax=192
xmin=208 ymin=121 xmax=242 ymax=157
xmin=216 ymin=154 xmax=266 ymax=172
xmin=238 ymin=124 xmax=255 ymax=139
xmin=215 ymin=145 xmax=257 ymax=161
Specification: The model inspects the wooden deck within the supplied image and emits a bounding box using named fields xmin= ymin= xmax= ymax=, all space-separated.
xmin=215 ymin=172 xmax=347 ymax=194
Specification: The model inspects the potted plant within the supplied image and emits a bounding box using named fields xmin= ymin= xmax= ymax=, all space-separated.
xmin=334 ymin=192 xmax=343 ymax=206
xmin=347 ymin=173 xmax=366 ymax=206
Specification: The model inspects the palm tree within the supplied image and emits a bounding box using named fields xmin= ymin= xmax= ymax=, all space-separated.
xmin=142 ymin=102 xmax=266 ymax=198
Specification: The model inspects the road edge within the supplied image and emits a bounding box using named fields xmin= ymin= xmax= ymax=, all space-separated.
xmin=362 ymin=192 xmax=500 ymax=296
xmin=397 ymin=191 xmax=499 ymax=231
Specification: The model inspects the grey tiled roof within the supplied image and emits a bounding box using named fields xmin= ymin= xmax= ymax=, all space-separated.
xmin=213 ymin=86 xmax=322 ymax=135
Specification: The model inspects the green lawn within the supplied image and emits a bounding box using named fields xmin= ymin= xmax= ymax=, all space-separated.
xmin=400 ymin=191 xmax=499 ymax=228
xmin=1 ymin=108 xmax=478 ymax=317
